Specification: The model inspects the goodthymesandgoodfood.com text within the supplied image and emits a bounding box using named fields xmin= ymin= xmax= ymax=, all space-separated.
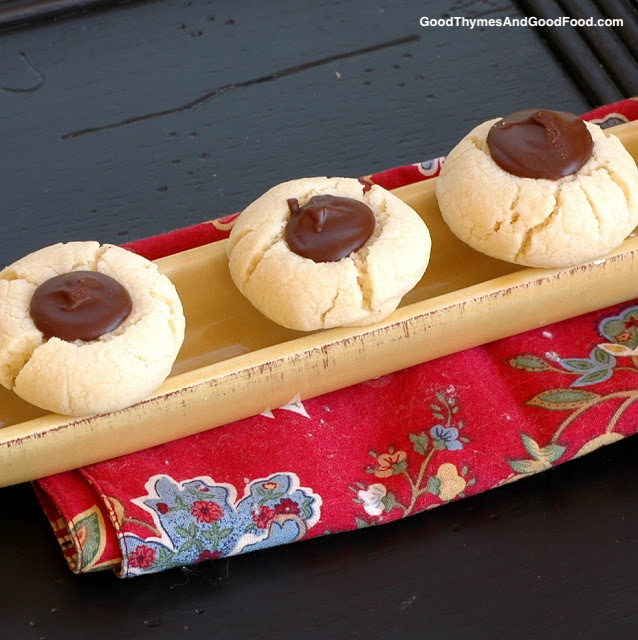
xmin=419 ymin=16 xmax=623 ymax=29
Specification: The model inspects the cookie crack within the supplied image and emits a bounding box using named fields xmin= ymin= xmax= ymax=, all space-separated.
xmin=493 ymin=183 xmax=522 ymax=233
xmin=355 ymin=253 xmax=373 ymax=312
xmin=0 ymin=270 xmax=39 ymax=287
xmin=3 ymin=245 xmax=109 ymax=288
xmin=601 ymin=164 xmax=633 ymax=211
xmin=4 ymin=344 xmax=37 ymax=388
xmin=515 ymin=192 xmax=562 ymax=262
xmin=508 ymin=184 xmax=521 ymax=223
xmin=244 ymin=233 xmax=283 ymax=286
xmin=577 ymin=182 xmax=602 ymax=233
xmin=352 ymin=202 xmax=390 ymax=312
xmin=225 ymin=227 xmax=253 ymax=254
xmin=320 ymin=288 xmax=341 ymax=325
xmin=467 ymin=133 xmax=489 ymax=154
xmin=91 ymin=244 xmax=110 ymax=269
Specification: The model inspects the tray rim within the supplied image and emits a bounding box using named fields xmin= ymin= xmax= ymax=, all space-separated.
xmin=1 ymin=120 xmax=637 ymax=487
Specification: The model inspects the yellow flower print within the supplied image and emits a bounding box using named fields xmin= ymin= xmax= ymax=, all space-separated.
xmin=436 ymin=463 xmax=466 ymax=501
xmin=598 ymin=342 xmax=638 ymax=357
xmin=374 ymin=450 xmax=408 ymax=478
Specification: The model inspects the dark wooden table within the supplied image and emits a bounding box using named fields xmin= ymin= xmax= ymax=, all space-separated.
xmin=1 ymin=1 xmax=637 ymax=638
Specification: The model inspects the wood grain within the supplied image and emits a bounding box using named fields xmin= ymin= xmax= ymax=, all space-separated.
xmin=0 ymin=0 xmax=589 ymax=267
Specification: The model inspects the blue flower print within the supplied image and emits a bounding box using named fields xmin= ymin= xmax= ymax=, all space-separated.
xmin=430 ymin=425 xmax=463 ymax=451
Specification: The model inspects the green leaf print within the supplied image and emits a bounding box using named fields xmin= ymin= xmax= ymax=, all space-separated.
xmin=542 ymin=443 xmax=568 ymax=463
xmin=426 ymin=476 xmax=441 ymax=495
xmin=178 ymin=538 xmax=204 ymax=555
xmin=356 ymin=517 xmax=373 ymax=529
xmin=576 ymin=369 xmax=613 ymax=385
xmin=520 ymin=433 xmax=543 ymax=460
xmin=301 ymin=497 xmax=313 ymax=519
xmin=520 ymin=433 xmax=567 ymax=464
xmin=509 ymin=355 xmax=552 ymax=372
xmin=175 ymin=525 xmax=191 ymax=538
xmin=560 ymin=358 xmax=596 ymax=371
xmin=74 ymin=510 xmax=103 ymax=569
xmin=509 ymin=434 xmax=568 ymax=474
xmin=527 ymin=389 xmax=600 ymax=411
xmin=381 ymin=492 xmax=397 ymax=513
xmin=593 ymin=347 xmax=613 ymax=365
xmin=509 ymin=459 xmax=545 ymax=474
xmin=392 ymin=459 xmax=408 ymax=475
xmin=409 ymin=432 xmax=429 ymax=455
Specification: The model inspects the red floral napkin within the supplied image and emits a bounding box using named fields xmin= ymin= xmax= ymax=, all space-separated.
xmin=33 ymin=98 xmax=638 ymax=577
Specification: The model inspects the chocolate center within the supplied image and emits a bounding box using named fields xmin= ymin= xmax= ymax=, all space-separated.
xmin=30 ymin=271 xmax=132 ymax=341
xmin=486 ymin=109 xmax=593 ymax=180
xmin=285 ymin=194 xmax=375 ymax=262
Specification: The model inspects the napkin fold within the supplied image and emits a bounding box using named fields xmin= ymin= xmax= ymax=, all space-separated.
xmin=34 ymin=98 xmax=638 ymax=577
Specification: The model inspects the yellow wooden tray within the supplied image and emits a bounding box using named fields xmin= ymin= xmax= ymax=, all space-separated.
xmin=1 ymin=121 xmax=637 ymax=487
